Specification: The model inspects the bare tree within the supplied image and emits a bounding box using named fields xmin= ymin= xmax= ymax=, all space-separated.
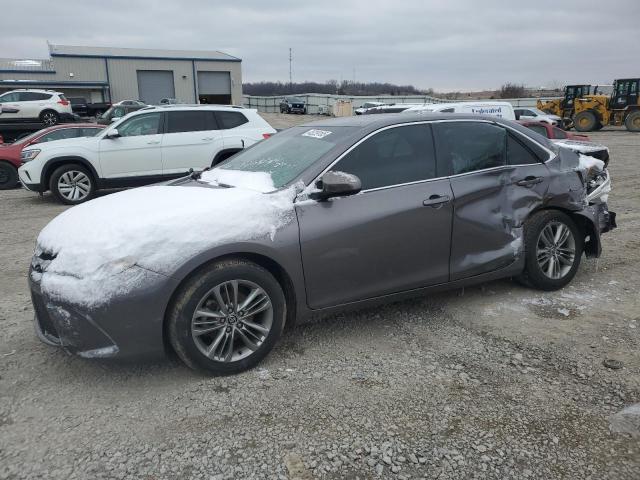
xmin=500 ymin=83 xmax=527 ymax=98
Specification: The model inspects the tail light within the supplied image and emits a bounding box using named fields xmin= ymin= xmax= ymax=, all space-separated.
xmin=58 ymin=99 xmax=70 ymax=106
xmin=262 ymin=133 xmax=272 ymax=139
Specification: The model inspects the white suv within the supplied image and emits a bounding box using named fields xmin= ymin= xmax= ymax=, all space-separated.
xmin=0 ymin=89 xmax=74 ymax=126
xmin=18 ymin=105 xmax=276 ymax=204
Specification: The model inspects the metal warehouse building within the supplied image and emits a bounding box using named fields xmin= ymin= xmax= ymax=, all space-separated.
xmin=0 ymin=43 xmax=242 ymax=105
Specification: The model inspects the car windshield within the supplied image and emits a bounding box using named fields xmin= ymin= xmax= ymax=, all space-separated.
xmin=288 ymin=97 xmax=304 ymax=103
xmin=529 ymin=107 xmax=550 ymax=116
xmin=218 ymin=126 xmax=356 ymax=188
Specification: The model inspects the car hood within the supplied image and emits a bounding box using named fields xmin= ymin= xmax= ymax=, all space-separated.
xmin=34 ymin=174 xmax=297 ymax=308
xmin=552 ymin=139 xmax=608 ymax=154
xmin=23 ymin=135 xmax=98 ymax=152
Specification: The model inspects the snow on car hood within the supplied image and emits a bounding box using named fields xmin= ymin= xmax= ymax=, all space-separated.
xmin=35 ymin=174 xmax=296 ymax=307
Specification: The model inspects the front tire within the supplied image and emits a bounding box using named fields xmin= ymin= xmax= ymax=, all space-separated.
xmin=625 ymin=111 xmax=640 ymax=132
xmin=40 ymin=110 xmax=59 ymax=126
xmin=0 ymin=162 xmax=18 ymax=190
xmin=518 ymin=210 xmax=583 ymax=291
xmin=49 ymin=164 xmax=95 ymax=205
xmin=574 ymin=111 xmax=597 ymax=132
xmin=167 ymin=259 xmax=286 ymax=375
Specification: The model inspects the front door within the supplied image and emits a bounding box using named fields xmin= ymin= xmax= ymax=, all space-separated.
xmin=433 ymin=120 xmax=550 ymax=280
xmin=161 ymin=110 xmax=224 ymax=174
xmin=297 ymin=123 xmax=453 ymax=309
xmin=98 ymin=112 xmax=164 ymax=178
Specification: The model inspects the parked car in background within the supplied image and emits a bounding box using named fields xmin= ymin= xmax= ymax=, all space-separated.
xmin=354 ymin=101 xmax=385 ymax=115
xmin=159 ymin=98 xmax=178 ymax=105
xmin=27 ymin=114 xmax=615 ymax=374
xmin=96 ymin=104 xmax=147 ymax=124
xmin=518 ymin=120 xmax=590 ymax=141
xmin=514 ymin=107 xmax=561 ymax=125
xmin=403 ymin=101 xmax=516 ymax=120
xmin=519 ymin=120 xmax=609 ymax=166
xmin=0 ymin=89 xmax=74 ymax=126
xmin=19 ymin=106 xmax=276 ymax=204
xmin=0 ymin=123 xmax=104 ymax=189
xmin=364 ymin=104 xmax=418 ymax=114
xmin=114 ymin=100 xmax=146 ymax=106
xmin=68 ymin=97 xmax=111 ymax=117
xmin=279 ymin=97 xmax=307 ymax=114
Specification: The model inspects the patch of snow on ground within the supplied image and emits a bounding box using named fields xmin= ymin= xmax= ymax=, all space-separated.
xmin=36 ymin=183 xmax=296 ymax=308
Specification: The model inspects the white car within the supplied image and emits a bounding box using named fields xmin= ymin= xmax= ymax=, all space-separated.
xmin=514 ymin=107 xmax=561 ymax=125
xmin=403 ymin=101 xmax=517 ymax=120
xmin=354 ymin=101 xmax=385 ymax=115
xmin=0 ymin=89 xmax=74 ymax=126
xmin=18 ymin=105 xmax=276 ymax=204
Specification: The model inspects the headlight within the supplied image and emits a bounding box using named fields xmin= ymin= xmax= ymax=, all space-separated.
xmin=21 ymin=149 xmax=41 ymax=162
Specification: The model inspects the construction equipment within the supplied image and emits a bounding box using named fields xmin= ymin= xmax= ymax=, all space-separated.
xmin=538 ymin=85 xmax=592 ymax=128
xmin=573 ymin=78 xmax=640 ymax=132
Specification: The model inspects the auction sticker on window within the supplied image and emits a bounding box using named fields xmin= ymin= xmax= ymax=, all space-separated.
xmin=302 ymin=129 xmax=332 ymax=139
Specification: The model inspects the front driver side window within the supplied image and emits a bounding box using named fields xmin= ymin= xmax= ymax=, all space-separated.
xmin=330 ymin=124 xmax=437 ymax=190
xmin=117 ymin=113 xmax=161 ymax=137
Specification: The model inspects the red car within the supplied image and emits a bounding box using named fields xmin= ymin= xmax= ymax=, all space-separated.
xmin=518 ymin=120 xmax=591 ymax=141
xmin=0 ymin=123 xmax=104 ymax=189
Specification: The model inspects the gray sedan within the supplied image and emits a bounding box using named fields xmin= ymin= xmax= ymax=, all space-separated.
xmin=29 ymin=114 xmax=616 ymax=375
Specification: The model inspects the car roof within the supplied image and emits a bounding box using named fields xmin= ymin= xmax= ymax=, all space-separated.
xmin=300 ymin=113 xmax=555 ymax=148
xmin=4 ymin=88 xmax=63 ymax=94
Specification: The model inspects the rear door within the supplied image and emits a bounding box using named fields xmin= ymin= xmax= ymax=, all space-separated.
xmin=98 ymin=112 xmax=164 ymax=178
xmin=161 ymin=110 xmax=223 ymax=174
xmin=216 ymin=111 xmax=254 ymax=150
xmin=297 ymin=123 xmax=453 ymax=309
xmin=434 ymin=120 xmax=549 ymax=280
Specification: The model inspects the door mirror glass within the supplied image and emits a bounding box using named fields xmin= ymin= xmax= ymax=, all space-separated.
xmin=105 ymin=129 xmax=120 ymax=139
xmin=310 ymin=171 xmax=362 ymax=201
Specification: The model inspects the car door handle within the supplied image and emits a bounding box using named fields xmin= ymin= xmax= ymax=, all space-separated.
xmin=147 ymin=140 xmax=161 ymax=145
xmin=516 ymin=176 xmax=543 ymax=187
xmin=202 ymin=137 xmax=214 ymax=141
xmin=422 ymin=194 xmax=451 ymax=207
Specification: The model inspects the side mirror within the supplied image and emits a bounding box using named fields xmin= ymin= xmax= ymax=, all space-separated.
xmin=309 ymin=171 xmax=362 ymax=201
xmin=110 ymin=117 xmax=121 ymax=123
xmin=105 ymin=129 xmax=120 ymax=139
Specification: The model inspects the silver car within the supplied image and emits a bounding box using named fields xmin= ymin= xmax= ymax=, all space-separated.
xmin=29 ymin=114 xmax=616 ymax=375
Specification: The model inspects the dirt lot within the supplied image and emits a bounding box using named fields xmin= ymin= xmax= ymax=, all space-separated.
xmin=0 ymin=116 xmax=639 ymax=479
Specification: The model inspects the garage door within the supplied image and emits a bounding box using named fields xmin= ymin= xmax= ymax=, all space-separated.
xmin=197 ymin=71 xmax=231 ymax=104
xmin=137 ymin=70 xmax=175 ymax=105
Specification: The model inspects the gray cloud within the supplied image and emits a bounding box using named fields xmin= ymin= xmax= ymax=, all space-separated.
xmin=1 ymin=0 xmax=638 ymax=90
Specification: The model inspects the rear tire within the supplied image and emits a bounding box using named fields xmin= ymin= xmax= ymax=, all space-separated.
xmin=49 ymin=164 xmax=95 ymax=205
xmin=167 ymin=259 xmax=286 ymax=375
xmin=574 ymin=111 xmax=597 ymax=132
xmin=0 ymin=162 xmax=18 ymax=190
xmin=625 ymin=111 xmax=640 ymax=132
xmin=517 ymin=210 xmax=583 ymax=291
xmin=39 ymin=110 xmax=59 ymax=126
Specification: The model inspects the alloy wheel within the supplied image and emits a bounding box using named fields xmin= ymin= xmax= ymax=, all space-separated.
xmin=57 ymin=170 xmax=91 ymax=201
xmin=42 ymin=112 xmax=57 ymax=126
xmin=536 ymin=221 xmax=576 ymax=280
xmin=191 ymin=279 xmax=273 ymax=362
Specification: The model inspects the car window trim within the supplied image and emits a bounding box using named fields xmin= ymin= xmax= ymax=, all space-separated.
xmin=306 ymin=119 xmax=555 ymax=196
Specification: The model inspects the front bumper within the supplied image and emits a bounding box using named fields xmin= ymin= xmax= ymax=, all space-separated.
xmin=29 ymin=265 xmax=179 ymax=360
xmin=576 ymin=201 xmax=616 ymax=258
xmin=18 ymin=167 xmax=43 ymax=192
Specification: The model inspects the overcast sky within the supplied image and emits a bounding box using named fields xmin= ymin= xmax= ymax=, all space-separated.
xmin=1 ymin=0 xmax=638 ymax=91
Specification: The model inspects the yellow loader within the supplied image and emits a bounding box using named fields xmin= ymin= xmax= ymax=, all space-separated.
xmin=573 ymin=78 xmax=640 ymax=132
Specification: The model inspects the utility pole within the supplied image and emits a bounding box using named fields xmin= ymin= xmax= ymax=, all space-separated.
xmin=289 ymin=48 xmax=293 ymax=92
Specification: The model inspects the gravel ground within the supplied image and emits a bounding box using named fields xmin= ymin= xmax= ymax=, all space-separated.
xmin=0 ymin=116 xmax=639 ymax=479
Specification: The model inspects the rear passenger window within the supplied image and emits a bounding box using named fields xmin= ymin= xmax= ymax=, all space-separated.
xmin=216 ymin=111 xmax=248 ymax=129
xmin=331 ymin=124 xmax=436 ymax=190
xmin=507 ymin=134 xmax=540 ymax=165
xmin=166 ymin=111 xmax=213 ymax=133
xmin=435 ymin=122 xmax=506 ymax=175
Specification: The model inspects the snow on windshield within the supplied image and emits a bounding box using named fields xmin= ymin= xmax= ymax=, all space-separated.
xmin=35 ymin=183 xmax=296 ymax=308
xmin=200 ymin=169 xmax=276 ymax=192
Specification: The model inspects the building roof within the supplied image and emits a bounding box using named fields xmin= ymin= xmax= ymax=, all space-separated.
xmin=48 ymin=44 xmax=241 ymax=62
